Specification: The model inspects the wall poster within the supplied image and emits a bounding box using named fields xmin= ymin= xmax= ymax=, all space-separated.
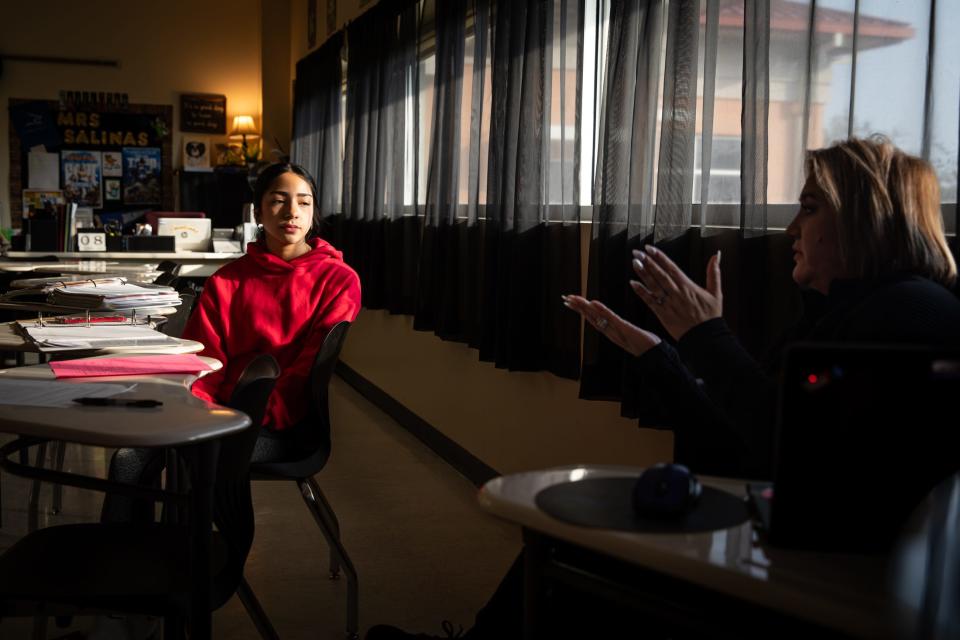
xmin=122 ymin=147 xmax=162 ymax=205
xmin=61 ymin=150 xmax=102 ymax=207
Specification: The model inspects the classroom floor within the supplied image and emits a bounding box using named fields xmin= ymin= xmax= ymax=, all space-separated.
xmin=0 ymin=374 xmax=522 ymax=639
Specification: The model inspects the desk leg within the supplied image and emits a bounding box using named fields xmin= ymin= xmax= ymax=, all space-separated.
xmin=522 ymin=530 xmax=547 ymax=640
xmin=164 ymin=449 xmax=179 ymax=525
xmin=187 ymin=441 xmax=218 ymax=640
xmin=28 ymin=442 xmax=48 ymax=532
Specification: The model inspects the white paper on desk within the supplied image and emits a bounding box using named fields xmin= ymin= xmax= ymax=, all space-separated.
xmin=0 ymin=379 xmax=135 ymax=408
xmin=24 ymin=325 xmax=178 ymax=352
xmin=27 ymin=149 xmax=60 ymax=190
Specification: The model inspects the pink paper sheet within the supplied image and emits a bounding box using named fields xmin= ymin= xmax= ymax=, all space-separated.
xmin=50 ymin=354 xmax=212 ymax=379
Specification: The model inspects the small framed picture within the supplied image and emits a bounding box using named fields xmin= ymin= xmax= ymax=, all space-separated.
xmin=104 ymin=178 xmax=121 ymax=201
xmin=182 ymin=136 xmax=212 ymax=172
xmin=102 ymin=151 xmax=123 ymax=177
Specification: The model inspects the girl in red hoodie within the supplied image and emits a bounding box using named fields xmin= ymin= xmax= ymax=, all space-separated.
xmin=182 ymin=163 xmax=361 ymax=458
xmin=103 ymin=163 xmax=360 ymax=523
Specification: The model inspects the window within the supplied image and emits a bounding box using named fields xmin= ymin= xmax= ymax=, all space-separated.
xmin=693 ymin=135 xmax=741 ymax=204
xmin=398 ymin=0 xmax=955 ymax=229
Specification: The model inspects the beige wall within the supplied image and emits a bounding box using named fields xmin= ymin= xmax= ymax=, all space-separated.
xmin=0 ymin=0 xmax=262 ymax=229
xmin=341 ymin=310 xmax=674 ymax=475
xmin=263 ymin=0 xmax=293 ymax=161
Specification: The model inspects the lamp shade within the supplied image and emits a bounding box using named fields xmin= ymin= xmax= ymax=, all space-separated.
xmin=229 ymin=115 xmax=259 ymax=140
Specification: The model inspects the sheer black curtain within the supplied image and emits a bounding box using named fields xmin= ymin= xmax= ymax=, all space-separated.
xmin=291 ymin=32 xmax=344 ymax=219
xmin=333 ymin=0 xmax=421 ymax=314
xmin=581 ymin=0 xmax=799 ymax=418
xmin=414 ymin=0 xmax=583 ymax=378
xmin=413 ymin=0 xmax=479 ymax=342
xmin=580 ymin=0 xmax=666 ymax=410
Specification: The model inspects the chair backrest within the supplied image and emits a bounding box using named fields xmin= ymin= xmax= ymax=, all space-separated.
xmin=772 ymin=343 xmax=960 ymax=552
xmin=175 ymin=278 xmax=201 ymax=298
xmin=157 ymin=293 xmax=195 ymax=338
xmin=211 ymin=353 xmax=280 ymax=601
xmin=155 ymin=260 xmax=182 ymax=276
xmin=248 ymin=321 xmax=351 ymax=478
xmin=153 ymin=272 xmax=179 ymax=287
xmin=310 ymin=321 xmax=352 ymax=433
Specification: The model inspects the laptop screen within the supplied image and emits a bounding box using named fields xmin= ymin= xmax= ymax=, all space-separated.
xmin=157 ymin=217 xmax=212 ymax=252
xmin=769 ymin=343 xmax=960 ymax=552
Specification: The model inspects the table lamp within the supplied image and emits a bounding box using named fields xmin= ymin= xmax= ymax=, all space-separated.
xmin=229 ymin=115 xmax=260 ymax=164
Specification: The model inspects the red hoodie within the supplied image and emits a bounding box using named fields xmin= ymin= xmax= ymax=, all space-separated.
xmin=182 ymin=237 xmax=361 ymax=431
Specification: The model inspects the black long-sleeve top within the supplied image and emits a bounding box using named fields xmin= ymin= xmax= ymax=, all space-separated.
xmin=637 ymin=274 xmax=960 ymax=479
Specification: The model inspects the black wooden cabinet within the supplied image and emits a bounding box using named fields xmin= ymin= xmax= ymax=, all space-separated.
xmin=178 ymin=167 xmax=254 ymax=229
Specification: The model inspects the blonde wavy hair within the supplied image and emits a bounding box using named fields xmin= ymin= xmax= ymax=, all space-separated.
xmin=805 ymin=135 xmax=957 ymax=287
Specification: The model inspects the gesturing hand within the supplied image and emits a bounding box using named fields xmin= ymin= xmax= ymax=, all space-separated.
xmin=562 ymin=294 xmax=662 ymax=357
xmin=630 ymin=245 xmax=723 ymax=340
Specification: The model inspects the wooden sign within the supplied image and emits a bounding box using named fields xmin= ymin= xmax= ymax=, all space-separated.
xmin=180 ymin=93 xmax=227 ymax=134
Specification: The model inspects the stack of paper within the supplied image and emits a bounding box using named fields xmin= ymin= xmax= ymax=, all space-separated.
xmin=17 ymin=315 xmax=144 ymax=326
xmin=7 ymin=276 xmax=126 ymax=291
xmin=49 ymin=282 xmax=181 ymax=311
xmin=24 ymin=324 xmax=180 ymax=352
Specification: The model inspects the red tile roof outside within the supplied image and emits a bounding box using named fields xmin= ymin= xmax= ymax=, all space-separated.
xmin=706 ymin=0 xmax=914 ymax=41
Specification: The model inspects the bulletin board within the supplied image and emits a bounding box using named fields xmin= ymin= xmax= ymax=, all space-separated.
xmin=8 ymin=98 xmax=174 ymax=230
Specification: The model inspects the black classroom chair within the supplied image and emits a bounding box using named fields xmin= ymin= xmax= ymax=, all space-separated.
xmin=156 ymin=292 xmax=197 ymax=339
xmin=241 ymin=320 xmax=360 ymax=639
xmin=152 ymin=271 xmax=179 ymax=287
xmin=155 ymin=260 xmax=182 ymax=277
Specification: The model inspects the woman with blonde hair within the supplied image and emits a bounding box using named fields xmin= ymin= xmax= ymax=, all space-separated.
xmin=804 ymin=136 xmax=955 ymax=289
xmin=564 ymin=135 xmax=960 ymax=478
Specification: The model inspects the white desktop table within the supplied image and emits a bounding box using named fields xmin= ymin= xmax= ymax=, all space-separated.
xmin=0 ymin=359 xmax=247 ymax=638
xmin=4 ymin=251 xmax=242 ymax=278
xmin=0 ymin=363 xmax=232 ymax=448
xmin=0 ymin=260 xmax=160 ymax=278
xmin=479 ymin=465 xmax=893 ymax=639
xmin=0 ymin=355 xmax=221 ymax=528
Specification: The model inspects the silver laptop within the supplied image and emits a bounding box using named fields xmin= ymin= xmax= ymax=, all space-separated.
xmin=157 ymin=217 xmax=212 ymax=252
